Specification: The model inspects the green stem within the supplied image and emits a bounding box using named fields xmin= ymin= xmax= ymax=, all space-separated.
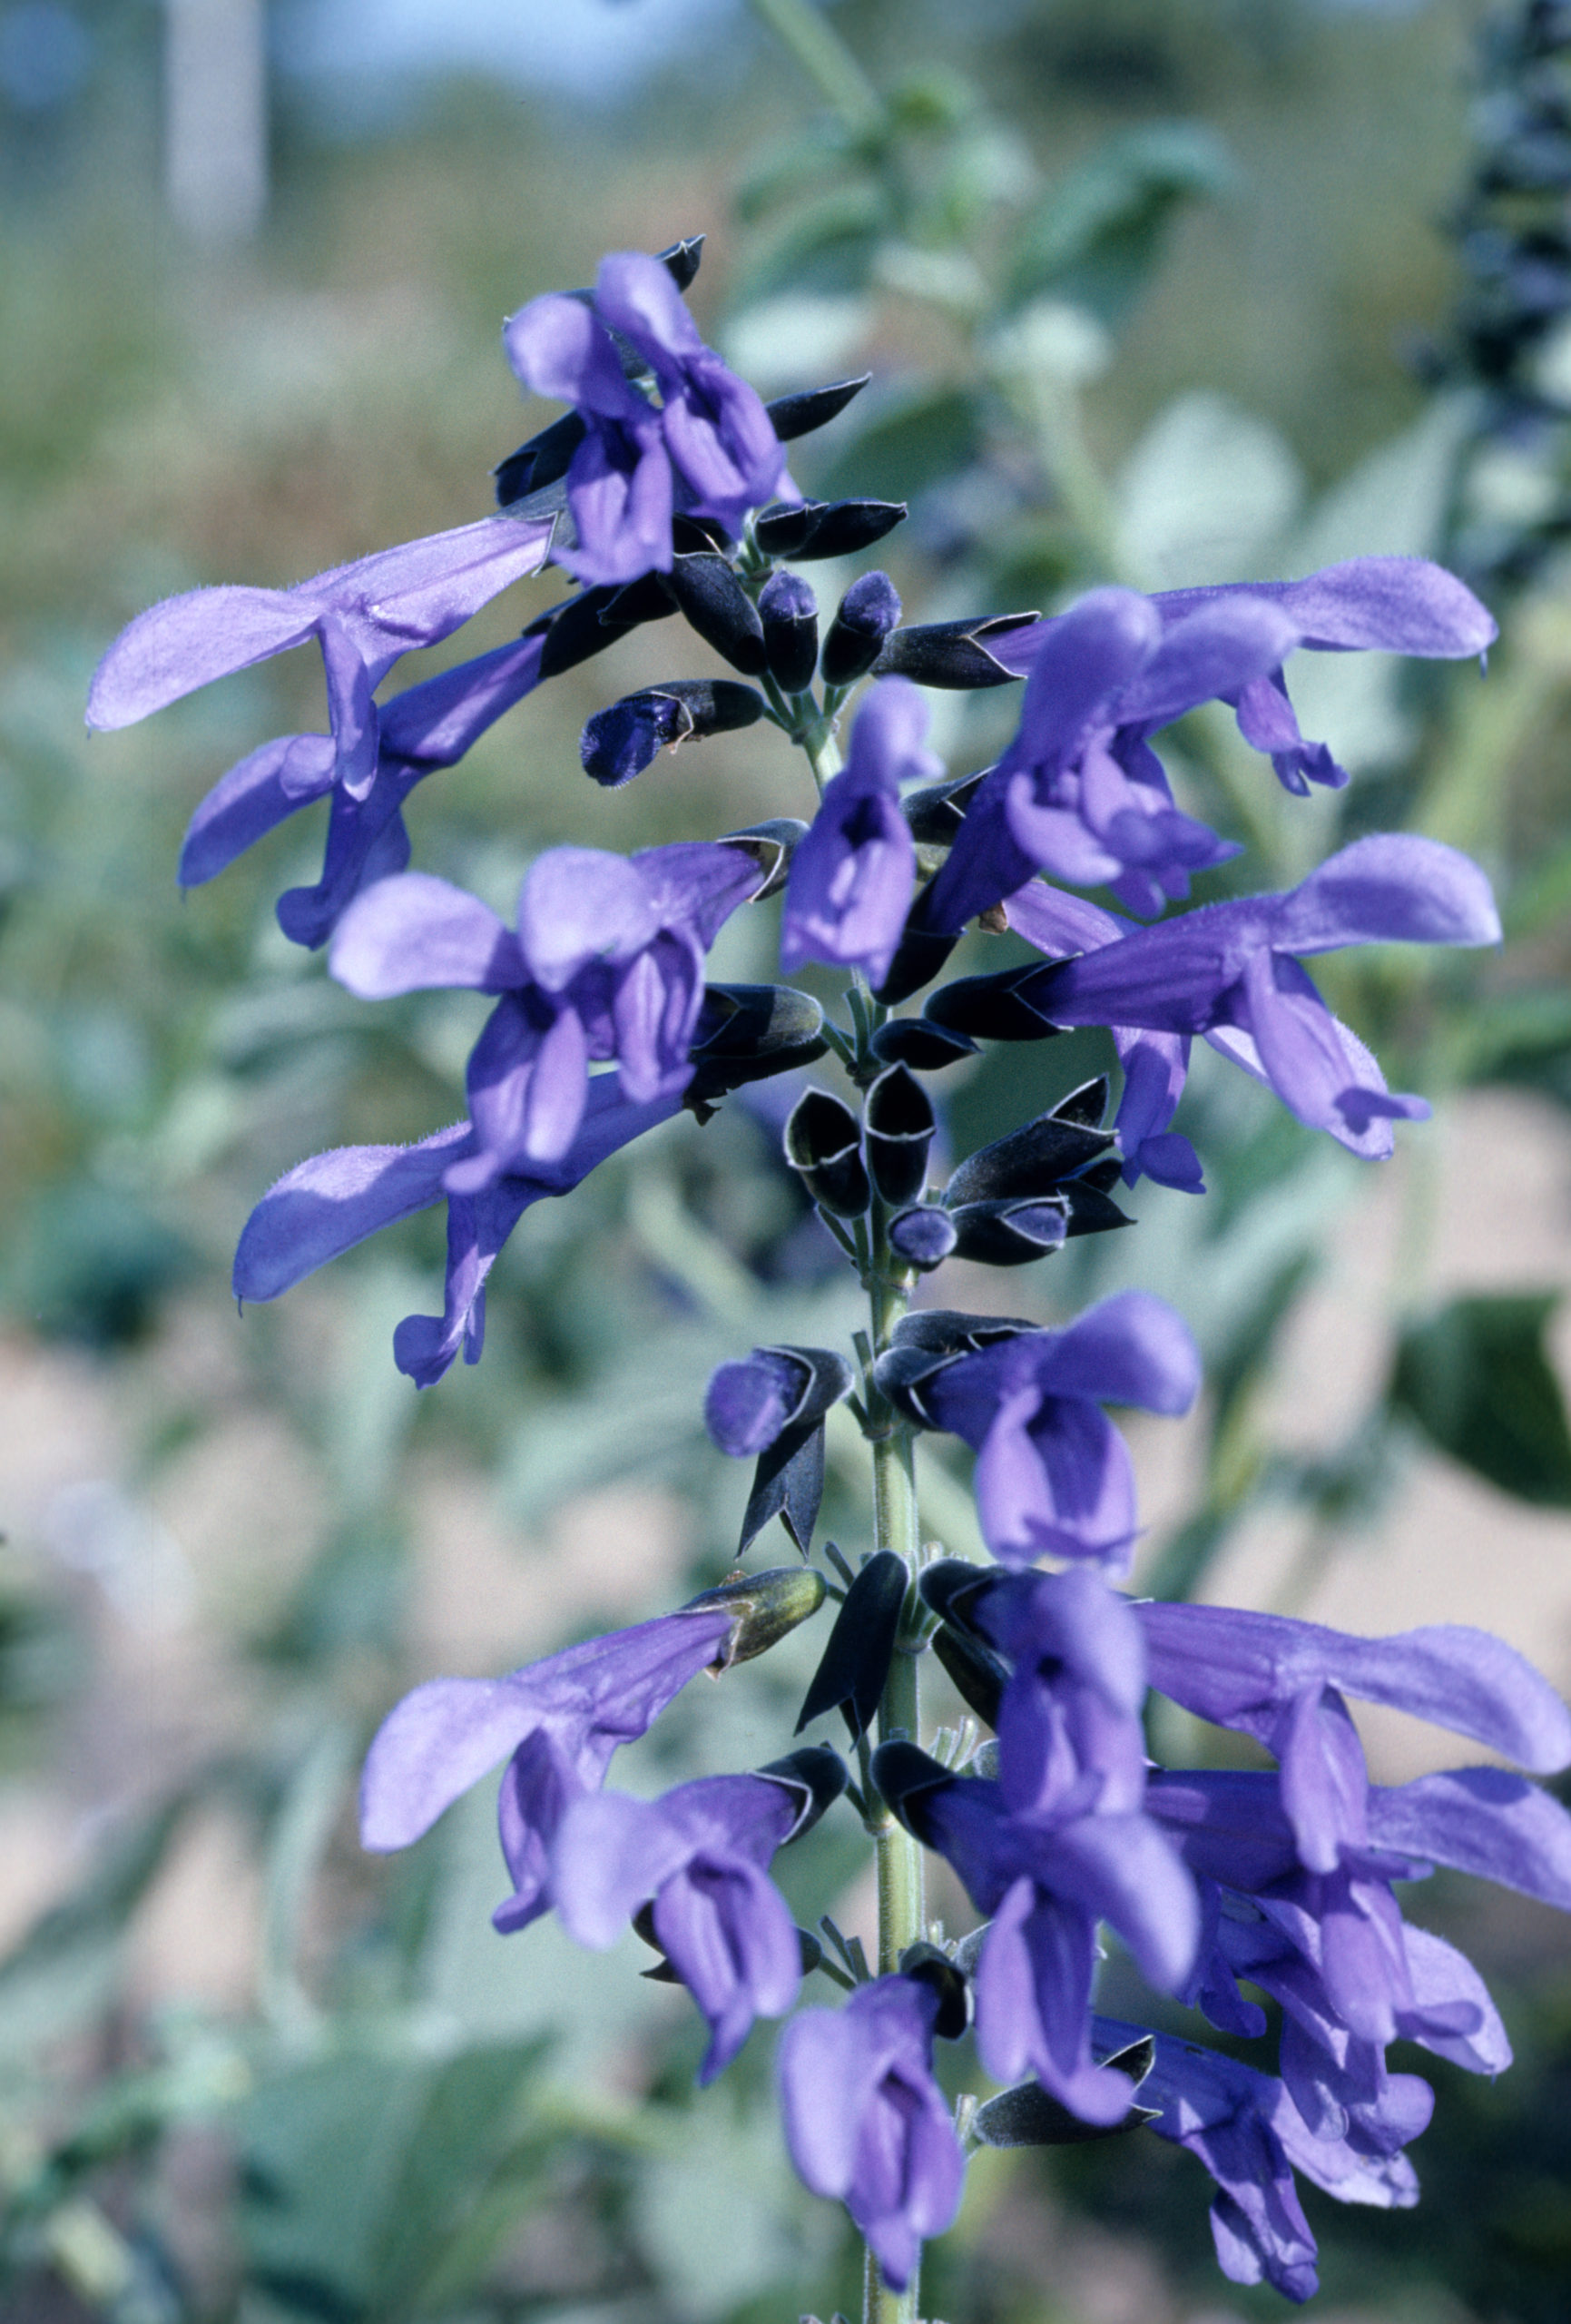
xmin=743 ymin=0 xmax=886 ymax=137
xmin=859 ymin=1106 xmax=924 ymax=2324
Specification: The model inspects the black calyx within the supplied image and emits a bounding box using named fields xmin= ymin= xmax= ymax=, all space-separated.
xmin=872 ymin=1312 xmax=1036 ymax=1427
xmin=494 ymin=409 xmax=587 ymax=508
xmin=971 ymin=2051 xmax=1157 ymax=2148
xmin=862 ymin=1063 xmax=936 ymax=1206
xmin=714 ymin=817 xmax=808 ymax=899
xmin=939 ymin=1090 xmax=1130 ymax=1262
xmin=898 ymin=1942 xmax=969 ymax=2040
xmin=754 ymin=497 xmax=908 ymax=560
xmin=944 ymin=1106 xmax=1113 ymax=1205
xmin=784 ymin=1088 xmax=870 ymax=1217
xmin=754 ymin=1742 xmax=851 ymax=1839
xmin=686 ymin=981 xmax=829 ymax=1114
xmin=795 ymin=1549 xmax=909 ymax=1743
xmin=930 ymin=1620 xmax=1006 ymax=1729
xmin=917 ymin=1554 xmax=997 ymax=1632
xmin=925 ymin=962 xmax=1062 ymax=1042
xmin=869 ymin=1738 xmax=957 ymax=1836
xmin=656 ymin=234 xmax=705 ymax=290
xmin=580 ymin=679 xmax=764 ymax=787
xmin=764 ymin=375 xmax=871 ymax=442
xmin=871 ymin=921 xmax=961 ymax=1009
xmin=530 ymin=574 xmax=675 ymax=681
xmin=732 ymin=1343 xmax=856 ymax=1560
xmin=946 ymin=1198 xmax=1072 ymax=1266
xmin=758 ymin=569 xmax=820 ymax=694
xmin=872 ymin=612 xmax=1041 ymax=691
xmin=820 ymin=570 xmax=902 ymax=687
xmin=869 ymin=1018 xmax=977 ymax=1073
xmin=661 ymin=552 xmax=768 ymax=676
xmin=901 ymin=769 xmax=988 ymax=845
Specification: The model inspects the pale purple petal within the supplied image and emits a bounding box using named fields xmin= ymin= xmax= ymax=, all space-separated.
xmin=87 ymin=586 xmax=322 ymax=728
xmin=1272 ymin=833 xmax=1502 ymax=955
xmin=517 ymin=847 xmax=662 ymax=990
xmin=179 ymin=734 xmax=335 ymax=887
xmin=232 ymin=1122 xmax=475 ymax=1302
xmin=330 ymin=872 xmax=524 ymax=997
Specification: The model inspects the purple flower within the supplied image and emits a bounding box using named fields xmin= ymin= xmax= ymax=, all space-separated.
xmin=904 ymin=1773 xmax=1198 ymax=2122
xmin=704 ymin=1349 xmax=816 ymax=1455
xmin=879 ymin=1571 xmax=1197 ymax=2124
xmin=904 ymin=1291 xmax=1202 ymax=1571
xmin=1012 ymin=833 xmax=1501 ymax=1162
xmin=505 ymin=251 xmax=785 ymax=585
xmin=177 ymin=632 xmax=551 ymax=947
xmin=233 ymin=1078 xmax=681 ymax=1387
xmin=1094 ymin=2019 xmax=1421 ymax=2303
xmin=358 ymin=1605 xmax=735 ymax=1930
xmin=778 ymin=1974 xmax=965 ymax=2292
xmin=1137 ymin=1599 xmax=1571 ymax=1872
xmin=87 ymin=514 xmax=554 ymax=800
xmin=551 ymin=1772 xmax=806 ymax=2081
xmin=780 ymin=678 xmax=941 ymax=989
xmin=329 ymin=838 xmax=762 ymax=1185
xmin=919 ymin=556 xmax=1495 ymax=930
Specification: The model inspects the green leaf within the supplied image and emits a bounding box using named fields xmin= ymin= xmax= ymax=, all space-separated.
xmin=1390 ymin=1295 xmax=1571 ymax=1508
xmin=818 ymin=382 xmax=986 ymax=501
xmin=1002 ymin=121 xmax=1232 ymax=323
xmin=0 ymin=1797 xmax=187 ymax=2059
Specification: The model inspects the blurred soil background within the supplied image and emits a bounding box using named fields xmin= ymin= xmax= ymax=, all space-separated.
xmin=3 ymin=2 xmax=1571 ymax=2320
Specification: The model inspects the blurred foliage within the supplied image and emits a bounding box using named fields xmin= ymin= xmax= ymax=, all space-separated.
xmin=3 ymin=1 xmax=1571 ymax=2320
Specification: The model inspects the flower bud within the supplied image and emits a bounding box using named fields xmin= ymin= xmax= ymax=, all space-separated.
xmin=764 ymin=375 xmax=871 ymax=442
xmin=863 ymin=1063 xmax=937 ymax=1206
xmin=494 ymin=410 xmax=587 ymax=507
xmin=944 ymin=1108 xmax=1114 ymax=1206
xmin=759 ymin=569 xmax=820 ymax=694
xmin=821 ymin=571 xmax=903 ymax=687
xmin=754 ymin=497 xmax=908 ymax=559
xmin=872 ymin=921 xmax=962 ymax=1009
xmin=580 ymin=680 xmax=765 ymax=786
xmin=784 ymin=1088 xmax=871 ymax=1216
xmin=947 ymin=1196 xmax=1070 ymax=1266
xmin=682 ymin=1562 xmax=828 ymax=1669
xmin=662 ymin=552 xmax=768 ymax=676
xmin=872 ymin=612 xmax=1041 ymax=690
xmin=887 ymin=1205 xmax=957 ymax=1272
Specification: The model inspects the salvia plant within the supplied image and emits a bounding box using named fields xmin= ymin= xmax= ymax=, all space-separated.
xmin=86 ymin=225 xmax=1571 ymax=2324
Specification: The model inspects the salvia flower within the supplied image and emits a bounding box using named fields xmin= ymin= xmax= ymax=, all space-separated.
xmin=1096 ymin=2019 xmax=1419 ymax=2302
xmin=780 ymin=678 xmax=942 ymax=989
xmin=1009 ymin=834 xmax=1502 ymax=1163
xmin=233 ymin=1079 xmax=680 ymax=1387
xmin=358 ymin=1605 xmax=736 ymax=1929
xmin=504 ymin=251 xmax=786 ymax=585
xmin=329 ymin=839 xmax=763 ymax=1187
xmin=916 ymin=556 xmax=1496 ymax=931
xmin=778 ymin=1973 xmax=965 ymax=2291
xmin=877 ymin=1290 xmax=1201 ymax=1571
xmin=87 ymin=514 xmax=555 ymax=801
xmin=551 ymin=1772 xmax=807 ymax=2082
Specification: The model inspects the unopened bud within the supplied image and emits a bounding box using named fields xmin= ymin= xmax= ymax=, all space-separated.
xmin=759 ymin=569 xmax=820 ymax=694
xmin=580 ymin=680 xmax=764 ymax=787
xmin=821 ymin=571 xmax=902 ymax=686
xmin=662 ymin=553 xmax=768 ymax=676
xmin=682 ymin=1564 xmax=828 ymax=1669
xmin=784 ymin=1088 xmax=871 ymax=1217
xmin=764 ymin=376 xmax=871 ymax=442
xmin=872 ymin=612 xmax=1040 ymax=690
xmin=755 ymin=498 xmax=907 ymax=560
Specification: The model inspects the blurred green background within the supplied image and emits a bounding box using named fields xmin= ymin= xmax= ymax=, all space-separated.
xmin=3 ymin=1 xmax=1571 ymax=2319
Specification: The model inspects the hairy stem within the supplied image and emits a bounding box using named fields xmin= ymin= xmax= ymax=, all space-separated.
xmin=859 ymin=1034 xmax=925 ymax=2324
